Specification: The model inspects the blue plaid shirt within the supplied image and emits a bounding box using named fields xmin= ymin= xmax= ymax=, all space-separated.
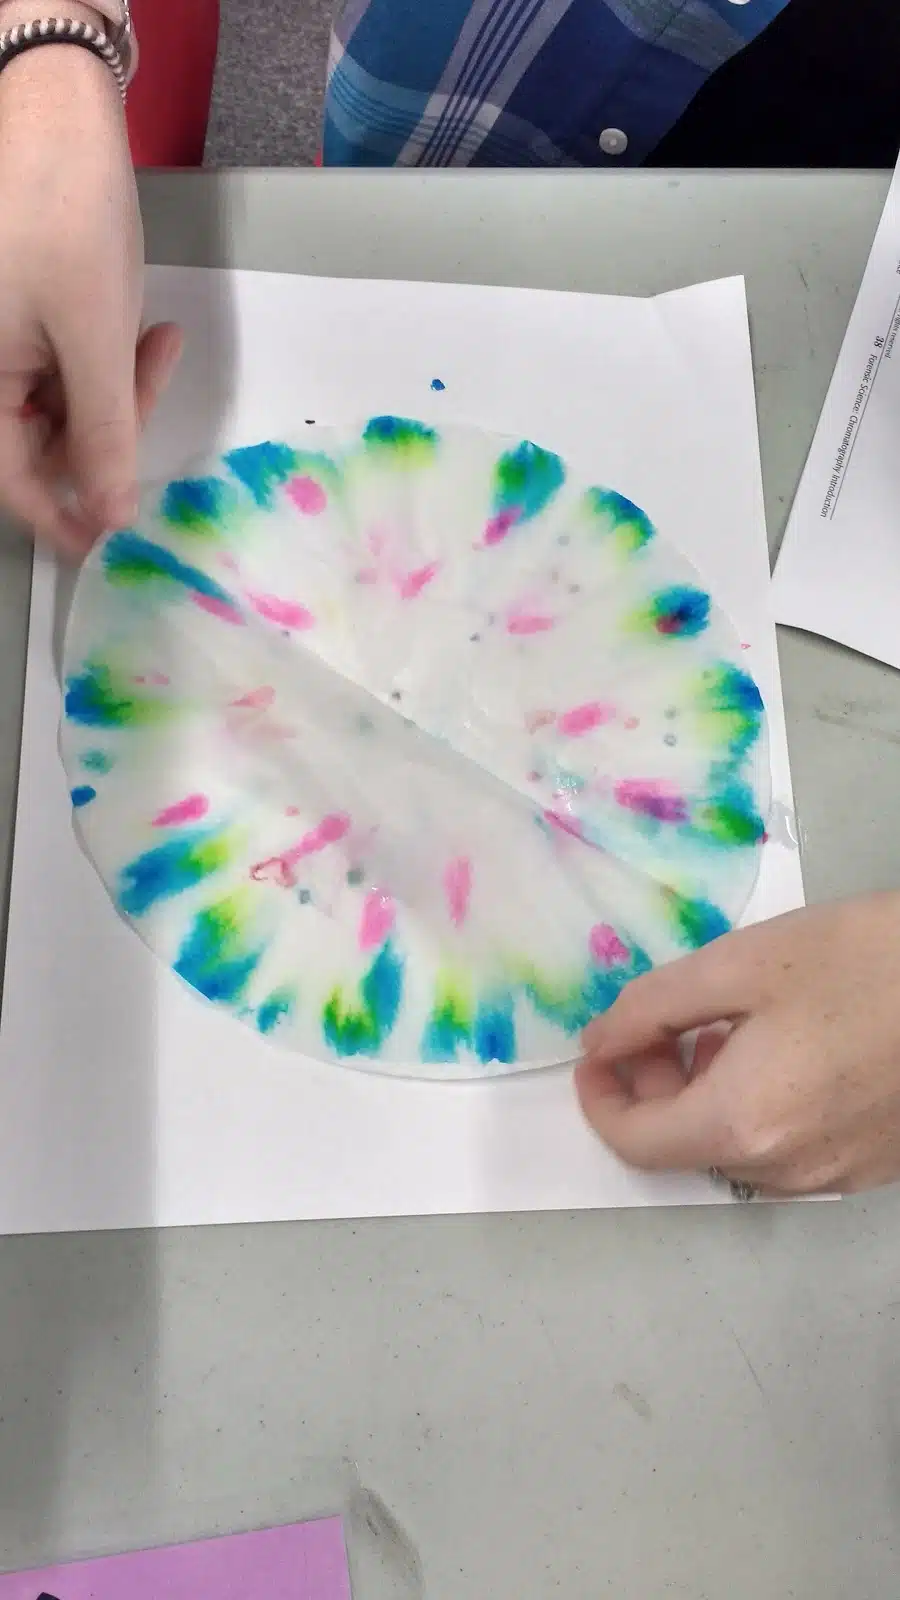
xmin=324 ymin=0 xmax=790 ymax=167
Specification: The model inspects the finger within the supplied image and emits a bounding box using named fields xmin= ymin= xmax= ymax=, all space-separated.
xmin=574 ymin=1050 xmax=730 ymax=1172
xmin=29 ymin=324 xmax=181 ymax=487
xmin=690 ymin=1026 xmax=730 ymax=1077
xmin=627 ymin=1045 xmax=687 ymax=1102
xmin=0 ymin=407 xmax=91 ymax=554
xmin=56 ymin=313 xmax=141 ymax=534
xmin=134 ymin=322 xmax=182 ymax=429
xmin=582 ymin=937 xmax=754 ymax=1067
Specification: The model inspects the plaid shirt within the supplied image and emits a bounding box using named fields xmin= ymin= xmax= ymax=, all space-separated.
xmin=324 ymin=0 xmax=789 ymax=167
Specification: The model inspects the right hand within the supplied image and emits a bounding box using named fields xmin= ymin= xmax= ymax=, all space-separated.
xmin=0 ymin=3 xmax=181 ymax=555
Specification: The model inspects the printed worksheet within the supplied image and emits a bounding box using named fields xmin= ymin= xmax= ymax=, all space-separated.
xmin=772 ymin=162 xmax=900 ymax=665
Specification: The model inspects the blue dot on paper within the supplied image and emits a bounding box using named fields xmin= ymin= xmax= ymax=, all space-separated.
xmin=430 ymin=378 xmax=446 ymax=392
xmin=71 ymin=785 xmax=97 ymax=809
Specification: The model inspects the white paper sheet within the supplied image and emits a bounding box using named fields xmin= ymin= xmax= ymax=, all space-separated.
xmin=0 ymin=268 xmax=803 ymax=1234
xmin=772 ymin=161 xmax=900 ymax=663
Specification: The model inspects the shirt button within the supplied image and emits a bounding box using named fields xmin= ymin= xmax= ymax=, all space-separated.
xmin=599 ymin=127 xmax=628 ymax=156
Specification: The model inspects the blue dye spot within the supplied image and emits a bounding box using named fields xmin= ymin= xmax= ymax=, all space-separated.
xmin=103 ymin=531 xmax=242 ymax=618
xmin=361 ymin=940 xmax=404 ymax=1037
xmin=430 ymin=378 xmax=446 ymax=392
xmin=493 ymin=440 xmax=565 ymax=525
xmin=474 ymin=993 xmax=516 ymax=1065
xmin=161 ymin=475 xmax=235 ymax=533
xmin=257 ymin=990 xmax=294 ymax=1035
xmin=665 ymin=889 xmax=731 ymax=949
xmin=117 ymin=829 xmax=229 ymax=919
xmin=174 ymin=908 xmax=262 ymax=1004
xmin=82 ymin=749 xmax=113 ymax=774
xmin=224 ymin=441 xmax=298 ymax=508
xmin=654 ymin=586 xmax=710 ymax=638
xmin=70 ymin=785 xmax=97 ymax=809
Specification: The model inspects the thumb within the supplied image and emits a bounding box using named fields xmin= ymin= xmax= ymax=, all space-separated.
xmin=58 ymin=321 xmax=140 ymax=534
xmin=574 ymin=1046 xmax=729 ymax=1172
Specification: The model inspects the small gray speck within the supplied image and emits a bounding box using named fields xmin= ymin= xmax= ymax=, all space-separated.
xmin=664 ymin=706 xmax=677 ymax=720
xmin=558 ymin=534 xmax=570 ymax=546
xmin=357 ymin=714 xmax=374 ymax=733
xmin=347 ymin=865 xmax=365 ymax=887
xmin=470 ymin=632 xmax=481 ymax=643
xmin=663 ymin=733 xmax=677 ymax=747
xmin=298 ymin=888 xmax=312 ymax=904
xmin=391 ymin=689 xmax=402 ymax=702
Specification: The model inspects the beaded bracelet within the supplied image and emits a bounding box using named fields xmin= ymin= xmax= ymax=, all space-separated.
xmin=0 ymin=17 xmax=127 ymax=97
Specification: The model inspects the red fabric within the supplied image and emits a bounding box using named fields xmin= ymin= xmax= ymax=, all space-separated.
xmin=126 ymin=0 xmax=220 ymax=168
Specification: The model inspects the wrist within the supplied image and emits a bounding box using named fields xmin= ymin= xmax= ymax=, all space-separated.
xmin=0 ymin=7 xmax=125 ymax=116
xmin=0 ymin=3 xmax=105 ymax=26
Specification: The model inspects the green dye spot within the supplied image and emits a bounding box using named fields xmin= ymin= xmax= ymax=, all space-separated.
xmin=694 ymin=778 xmax=766 ymax=848
xmin=161 ymin=475 xmax=239 ymax=535
xmin=421 ymin=978 xmax=473 ymax=1062
xmin=65 ymin=660 xmax=172 ymax=730
xmin=582 ymin=487 xmax=656 ymax=554
xmin=362 ymin=415 xmax=438 ymax=464
xmin=102 ymin=531 xmax=242 ymax=618
xmin=522 ymin=970 xmax=594 ymax=1035
xmin=174 ymin=892 xmax=264 ymax=1004
xmin=322 ymin=940 xmax=404 ymax=1057
xmin=695 ymin=664 xmax=764 ymax=760
xmin=663 ymin=887 xmax=730 ymax=949
xmin=491 ymin=440 xmax=565 ymax=525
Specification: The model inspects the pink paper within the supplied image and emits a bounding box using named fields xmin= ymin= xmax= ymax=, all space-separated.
xmin=0 ymin=1519 xmax=351 ymax=1599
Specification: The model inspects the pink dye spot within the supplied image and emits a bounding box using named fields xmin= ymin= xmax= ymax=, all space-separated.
xmin=444 ymin=856 xmax=473 ymax=927
xmin=249 ymin=593 xmax=315 ymax=631
xmin=615 ymin=779 xmax=687 ymax=823
xmin=507 ymin=611 xmax=556 ymax=635
xmin=192 ymin=592 xmax=244 ymax=625
xmin=249 ymin=812 xmax=350 ymax=890
xmin=287 ymin=475 xmax=327 ymax=515
xmin=286 ymin=806 xmax=300 ymax=817
xmin=152 ymin=793 xmax=209 ymax=829
xmin=527 ymin=770 xmax=541 ymax=783
xmin=251 ymin=855 xmax=298 ymax=889
xmin=590 ymin=924 xmax=630 ymax=967
xmin=623 ymin=716 xmax=640 ymax=731
xmin=282 ymin=811 xmax=351 ymax=869
xmin=356 ymin=568 xmax=378 ymax=585
xmin=219 ymin=553 xmax=239 ymax=572
xmin=397 ymin=561 xmax=441 ymax=600
xmin=525 ymin=709 xmax=556 ymax=734
xmin=557 ymin=702 xmax=615 ymax=737
xmin=149 ymin=671 xmax=171 ymax=686
xmin=741 ymin=641 xmax=751 ymax=651
xmin=543 ymin=809 xmax=587 ymax=842
xmin=134 ymin=675 xmax=146 ymax=685
xmin=358 ymin=889 xmax=396 ymax=951
xmin=230 ymin=685 xmax=276 ymax=711
xmin=483 ymin=507 xmax=519 ymax=546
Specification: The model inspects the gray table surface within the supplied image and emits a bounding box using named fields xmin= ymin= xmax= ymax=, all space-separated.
xmin=1 ymin=170 xmax=899 ymax=1599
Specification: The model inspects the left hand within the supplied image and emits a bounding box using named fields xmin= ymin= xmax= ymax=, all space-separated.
xmin=576 ymin=894 xmax=900 ymax=1195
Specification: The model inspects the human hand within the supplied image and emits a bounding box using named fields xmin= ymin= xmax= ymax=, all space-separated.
xmin=0 ymin=5 xmax=181 ymax=555
xmin=576 ymin=893 xmax=900 ymax=1194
